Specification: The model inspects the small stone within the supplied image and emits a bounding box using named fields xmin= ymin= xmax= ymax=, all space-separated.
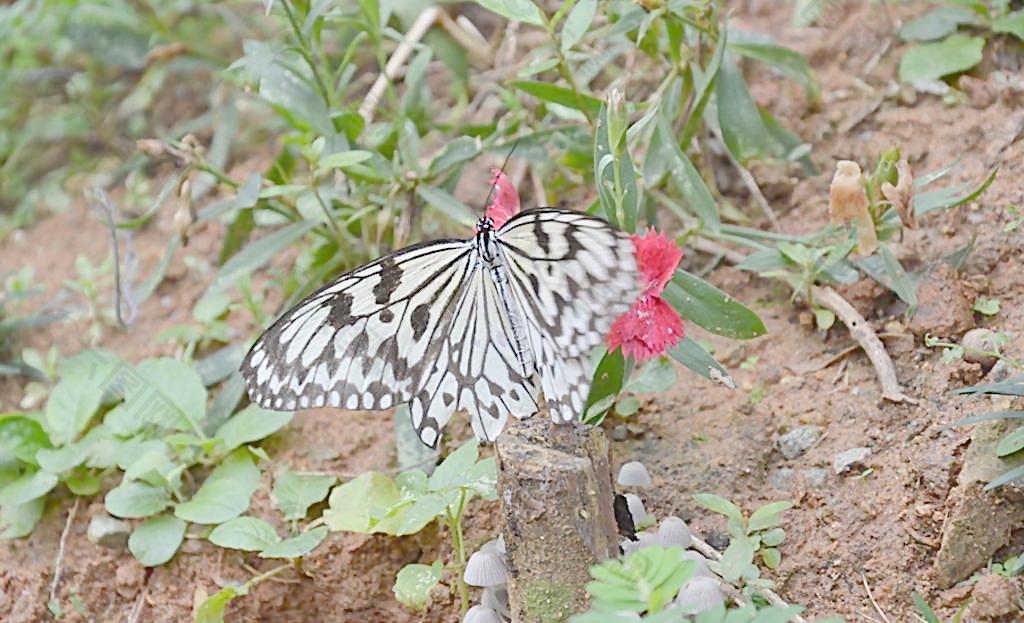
xmin=908 ymin=264 xmax=974 ymax=338
xmin=610 ymin=425 xmax=629 ymax=441
xmin=833 ymin=447 xmax=872 ymax=474
xmin=769 ymin=468 xmax=796 ymax=491
xmin=967 ymin=574 xmax=1021 ymax=621
xmin=704 ymin=529 xmax=730 ymax=552
xmin=777 ymin=426 xmax=822 ymax=460
xmin=959 ymin=75 xmax=997 ymax=109
xmin=962 ymin=329 xmax=1000 ymax=371
xmin=987 ymin=359 xmax=1014 ymax=383
xmin=802 ymin=468 xmax=829 ymax=488
xmin=115 ymin=560 xmax=145 ymax=598
xmin=87 ymin=513 xmax=131 ymax=549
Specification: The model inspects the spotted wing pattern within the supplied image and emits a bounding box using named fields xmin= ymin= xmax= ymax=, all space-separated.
xmin=496 ymin=209 xmax=640 ymax=423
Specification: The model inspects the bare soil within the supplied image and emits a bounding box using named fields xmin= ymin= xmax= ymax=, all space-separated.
xmin=2 ymin=1 xmax=1023 ymax=621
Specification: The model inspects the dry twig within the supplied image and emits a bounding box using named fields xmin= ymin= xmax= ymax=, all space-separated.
xmin=861 ymin=573 xmax=892 ymax=623
xmin=49 ymin=498 xmax=80 ymax=609
xmin=359 ymin=7 xmax=441 ymax=123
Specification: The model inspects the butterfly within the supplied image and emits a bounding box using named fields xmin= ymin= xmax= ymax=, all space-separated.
xmin=240 ymin=207 xmax=639 ymax=447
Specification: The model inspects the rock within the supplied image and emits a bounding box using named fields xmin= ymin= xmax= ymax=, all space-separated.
xmin=769 ymin=468 xmax=796 ymax=491
xmin=962 ymin=329 xmax=1000 ymax=371
xmin=832 ymin=447 xmax=872 ymax=474
xmin=115 ymin=560 xmax=145 ymax=598
xmin=967 ymin=574 xmax=1022 ymax=621
xmin=704 ymin=530 xmax=730 ymax=552
xmin=933 ymin=419 xmax=1024 ymax=588
xmin=959 ymin=75 xmax=997 ymax=109
xmin=610 ymin=425 xmax=628 ymax=442
xmin=801 ymin=468 xmax=829 ymax=489
xmin=87 ymin=513 xmax=131 ymax=549
xmin=908 ymin=264 xmax=974 ymax=338
xmin=987 ymin=359 xmax=1015 ymax=383
xmin=777 ymin=426 xmax=822 ymax=460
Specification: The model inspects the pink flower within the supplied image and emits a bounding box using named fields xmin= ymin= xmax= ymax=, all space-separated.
xmin=484 ymin=168 xmax=520 ymax=228
xmin=608 ymin=229 xmax=686 ymax=361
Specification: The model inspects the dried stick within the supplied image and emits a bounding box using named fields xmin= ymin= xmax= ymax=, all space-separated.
xmin=860 ymin=573 xmax=892 ymax=623
xmin=49 ymin=498 xmax=80 ymax=608
xmin=359 ymin=7 xmax=441 ymax=123
xmin=690 ymin=533 xmax=808 ymax=623
xmin=688 ymin=238 xmax=915 ymax=404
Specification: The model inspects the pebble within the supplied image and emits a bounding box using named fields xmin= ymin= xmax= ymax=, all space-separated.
xmin=777 ymin=426 xmax=822 ymax=460
xmin=87 ymin=513 xmax=131 ymax=549
xmin=802 ymin=468 xmax=829 ymax=488
xmin=833 ymin=447 xmax=872 ymax=474
xmin=769 ymin=468 xmax=796 ymax=491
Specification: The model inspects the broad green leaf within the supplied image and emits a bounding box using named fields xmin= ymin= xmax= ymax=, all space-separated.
xmin=973 ymin=297 xmax=1000 ymax=316
xmin=692 ymin=493 xmax=744 ymax=523
xmin=0 ymin=470 xmax=58 ymax=506
xmin=748 ymin=500 xmax=793 ymax=532
xmin=195 ymin=586 xmax=241 ymax=623
xmin=996 ymin=426 xmax=1024 ymax=457
xmin=428 ymin=439 xmax=479 ymax=491
xmin=668 ymin=338 xmax=732 ymax=386
xmin=625 ymin=358 xmax=678 ymax=394
xmin=271 ymin=471 xmax=336 ymax=521
xmin=260 ymin=525 xmax=328 ymax=558
xmin=761 ymin=527 xmax=786 ymax=547
xmin=898 ymin=35 xmax=984 ymax=82
xmin=174 ymin=449 xmax=260 ymax=524
xmin=718 ymin=535 xmax=755 ymax=582
xmin=323 ymin=472 xmax=401 ymax=533
xmin=716 ymin=53 xmax=776 ymax=163
xmin=36 ymin=443 xmax=90 ymax=474
xmin=473 ymin=0 xmax=544 ymax=25
xmin=105 ymin=481 xmax=171 ymax=518
xmin=760 ymin=547 xmax=782 ymax=569
xmin=134 ymin=358 xmax=208 ymax=433
xmin=209 ymin=516 xmax=281 ymax=551
xmin=0 ymin=497 xmax=46 ymax=539
xmin=509 ymin=80 xmax=603 ymax=118
xmin=44 ymin=375 xmax=102 ymax=446
xmin=214 ymin=405 xmax=293 ymax=452
xmin=392 ymin=492 xmax=452 ymax=536
xmin=207 ymin=220 xmax=318 ymax=294
xmin=614 ymin=396 xmax=640 ymax=417
xmin=393 ymin=561 xmax=443 ymax=611
xmin=416 ymin=185 xmax=476 ymax=228
xmin=561 ymin=0 xmax=596 ymax=53
xmin=129 ymin=513 xmax=186 ymax=566
xmin=729 ymin=41 xmax=818 ymax=101
xmin=319 ymin=149 xmax=373 ymax=169
xmin=899 ymin=7 xmax=979 ymax=41
xmin=664 ymin=270 xmax=766 ymax=339
xmin=584 ymin=349 xmax=626 ymax=423
xmin=655 ymin=117 xmax=720 ymax=231
xmin=65 ymin=469 xmax=101 ymax=496
xmin=993 ymin=10 xmax=1024 ymax=40
xmin=0 ymin=414 xmax=51 ymax=464
xmin=463 ymin=456 xmax=498 ymax=501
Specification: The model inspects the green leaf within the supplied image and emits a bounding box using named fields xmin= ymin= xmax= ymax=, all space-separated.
xmin=693 ymin=493 xmax=744 ymax=523
xmin=206 ymin=220 xmax=318 ymax=295
xmin=615 ymin=396 xmax=640 ymax=417
xmin=996 ymin=426 xmax=1024 ymax=457
xmin=899 ymin=7 xmax=979 ymax=41
xmin=319 ymin=150 xmax=373 ymax=169
xmin=174 ymin=449 xmax=260 ymax=524
xmin=44 ymin=375 xmax=103 ymax=446
xmin=134 ymin=358 xmax=208 ymax=433
xmin=36 ymin=443 xmax=90 ymax=474
xmin=105 ymin=481 xmax=171 ymax=518
xmin=322 ymin=472 xmax=401 ymax=533
xmin=760 ymin=547 xmax=782 ymax=569
xmin=0 ymin=470 xmax=58 ymax=507
xmin=912 ymin=592 xmax=941 ymax=623
xmin=561 ymin=0 xmax=596 ymax=53
xmin=0 ymin=414 xmax=52 ymax=464
xmin=625 ymin=358 xmax=677 ymax=394
xmin=729 ymin=41 xmax=818 ymax=101
xmin=392 ymin=492 xmax=452 ymax=536
xmin=393 ymin=561 xmax=444 ymax=611
xmin=259 ymin=525 xmax=328 ymax=558
xmin=879 ymin=245 xmax=917 ymax=311
xmin=428 ymin=439 xmax=479 ymax=491
xmin=992 ymin=10 xmax=1024 ymax=40
xmin=973 ymin=297 xmax=1001 ymax=316
xmin=464 ymin=456 xmax=498 ymax=500
xmin=747 ymin=500 xmax=793 ymax=533
xmin=655 ymin=117 xmax=720 ymax=231
xmin=428 ymin=136 xmax=481 ymax=176
xmin=668 ymin=338 xmax=732 ymax=386
xmin=214 ymin=405 xmax=293 ymax=452
xmin=663 ymin=270 xmax=766 ymax=339
xmin=584 ymin=349 xmax=626 ymax=423
xmin=0 ymin=497 xmax=46 ymax=539
xmin=509 ymin=80 xmax=603 ymax=118
xmin=898 ymin=35 xmax=984 ymax=82
xmin=719 ymin=535 xmax=755 ymax=583
xmin=65 ymin=469 xmax=101 ymax=496
xmin=761 ymin=527 xmax=786 ymax=547
xmin=716 ymin=53 xmax=776 ymax=163
xmin=915 ymin=166 xmax=998 ymax=216
xmin=209 ymin=516 xmax=280 ymax=551
xmin=128 ymin=513 xmax=186 ymax=567
xmin=271 ymin=471 xmax=336 ymax=521
xmin=416 ymin=185 xmax=476 ymax=228
xmin=593 ymin=103 xmax=640 ymax=231
xmin=195 ymin=586 xmax=241 ymax=623
xmin=986 ymin=464 xmax=1024 ymax=490
xmin=473 ymin=0 xmax=544 ymax=25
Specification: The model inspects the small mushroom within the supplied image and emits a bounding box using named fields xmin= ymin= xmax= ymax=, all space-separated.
xmin=681 ymin=550 xmax=714 ymax=578
xmin=482 ymin=585 xmax=510 ymax=617
xmin=463 ymin=605 xmax=502 ymax=623
xmin=656 ymin=516 xmax=692 ymax=548
xmin=464 ymin=549 xmax=508 ymax=587
xmin=621 ymin=530 xmax=659 ymax=555
xmin=617 ymin=461 xmax=653 ymax=488
xmin=479 ymin=535 xmax=507 ymax=558
xmin=675 ymin=577 xmax=725 ymax=613
xmin=623 ymin=493 xmax=647 ymax=525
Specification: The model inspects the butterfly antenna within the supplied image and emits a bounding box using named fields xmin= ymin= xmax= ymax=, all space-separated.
xmin=482 ymin=139 xmax=520 ymax=210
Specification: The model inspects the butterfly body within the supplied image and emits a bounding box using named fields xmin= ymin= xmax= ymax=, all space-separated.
xmin=241 ymin=208 xmax=639 ymax=447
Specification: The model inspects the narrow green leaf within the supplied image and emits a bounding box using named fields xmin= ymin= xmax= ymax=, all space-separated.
xmin=655 ymin=117 xmax=720 ymax=231
xmin=879 ymin=244 xmax=917 ymax=311
xmin=668 ymin=338 xmax=732 ymax=386
xmin=473 ymin=0 xmax=544 ymax=25
xmin=561 ymin=0 xmax=596 ymax=53
xmin=748 ymin=500 xmax=793 ymax=532
xmin=996 ymin=426 xmax=1024 ymax=457
xmin=319 ymin=150 xmax=373 ymax=169
xmin=207 ymin=221 xmax=318 ymax=294
xmin=129 ymin=514 xmax=186 ymax=567
xmin=729 ymin=41 xmax=818 ymax=101
xmin=663 ymin=270 xmax=766 ymax=339
xmin=509 ymin=80 xmax=603 ymax=118
xmin=912 ymin=592 xmax=942 ymax=623
xmin=716 ymin=53 xmax=776 ymax=163
xmin=914 ymin=166 xmax=998 ymax=216
xmin=985 ymin=465 xmax=1024 ymax=490
xmin=416 ymin=185 xmax=476 ymax=228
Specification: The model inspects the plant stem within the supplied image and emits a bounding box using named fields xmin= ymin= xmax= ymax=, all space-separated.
xmin=280 ymin=0 xmax=333 ymax=110
xmin=543 ymin=10 xmax=594 ymax=127
xmin=447 ymin=490 xmax=470 ymax=616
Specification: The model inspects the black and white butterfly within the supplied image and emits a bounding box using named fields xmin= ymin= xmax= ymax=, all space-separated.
xmin=240 ymin=207 xmax=639 ymax=447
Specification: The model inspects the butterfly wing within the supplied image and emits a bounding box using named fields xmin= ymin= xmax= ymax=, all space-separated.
xmin=241 ymin=239 xmax=474 ymax=413
xmin=496 ymin=208 xmax=639 ymax=423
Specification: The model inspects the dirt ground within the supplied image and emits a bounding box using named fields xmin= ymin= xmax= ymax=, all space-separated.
xmin=2 ymin=1 xmax=1023 ymax=621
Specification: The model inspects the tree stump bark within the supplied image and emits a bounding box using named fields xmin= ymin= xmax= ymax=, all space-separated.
xmin=496 ymin=417 xmax=619 ymax=623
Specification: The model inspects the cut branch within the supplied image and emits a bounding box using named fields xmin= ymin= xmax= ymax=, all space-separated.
xmin=359 ymin=7 xmax=441 ymax=123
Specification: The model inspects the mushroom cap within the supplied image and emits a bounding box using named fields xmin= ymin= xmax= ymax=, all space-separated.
xmin=681 ymin=550 xmax=714 ymax=579
xmin=623 ymin=493 xmax=647 ymax=525
xmin=675 ymin=577 xmax=724 ymax=613
xmin=620 ymin=530 xmax=659 ymax=555
xmin=464 ymin=549 xmax=508 ymax=587
xmin=479 ymin=535 xmax=507 ymax=559
xmin=657 ymin=516 xmax=692 ymax=548
xmin=617 ymin=461 xmax=653 ymax=488
xmin=463 ymin=605 xmax=502 ymax=623
xmin=481 ymin=585 xmax=509 ymax=617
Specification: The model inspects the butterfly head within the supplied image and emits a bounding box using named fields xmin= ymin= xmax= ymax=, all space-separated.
xmin=476 ymin=215 xmax=495 ymax=233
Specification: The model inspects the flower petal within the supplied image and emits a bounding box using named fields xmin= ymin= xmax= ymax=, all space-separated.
xmin=607 ymin=294 xmax=685 ymax=361
xmin=632 ymin=229 xmax=683 ymax=294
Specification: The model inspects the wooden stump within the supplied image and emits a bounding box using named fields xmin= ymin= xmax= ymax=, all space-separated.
xmin=496 ymin=417 xmax=619 ymax=623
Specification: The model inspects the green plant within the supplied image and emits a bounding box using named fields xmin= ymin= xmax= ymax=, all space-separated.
xmin=912 ymin=591 xmax=968 ymax=623
xmin=898 ymin=1 xmax=1024 ymax=83
xmin=925 ymin=332 xmax=1020 ymax=368
xmin=949 ymin=375 xmax=1024 ymax=489
xmin=693 ymin=494 xmax=792 ymax=578
xmin=320 ymin=437 xmax=496 ymax=615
